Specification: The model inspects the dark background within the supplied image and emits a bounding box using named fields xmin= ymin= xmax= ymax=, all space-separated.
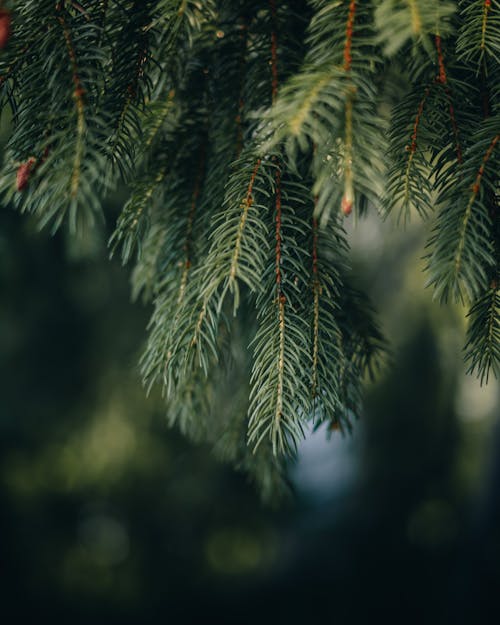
xmin=1 ymin=204 xmax=499 ymax=624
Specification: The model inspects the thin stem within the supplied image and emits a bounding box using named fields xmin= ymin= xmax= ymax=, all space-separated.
xmin=270 ymin=0 xmax=278 ymax=103
xmin=273 ymin=165 xmax=285 ymax=453
xmin=342 ymin=2 xmax=357 ymax=214
xmin=343 ymin=0 xmax=356 ymax=71
xmin=402 ymin=84 xmax=431 ymax=205
xmin=270 ymin=0 xmax=286 ymax=453
xmin=229 ymin=159 xmax=261 ymax=281
xmin=342 ymin=95 xmax=354 ymax=216
xmin=235 ymin=16 xmax=248 ymax=155
xmin=435 ymin=35 xmax=463 ymax=164
xmin=57 ymin=4 xmax=86 ymax=198
xmin=480 ymin=0 xmax=492 ymax=51
xmin=407 ymin=0 xmax=422 ymax=35
xmin=311 ymin=215 xmax=320 ymax=401
xmin=275 ymin=167 xmax=283 ymax=292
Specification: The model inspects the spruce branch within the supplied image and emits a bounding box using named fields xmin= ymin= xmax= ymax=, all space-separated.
xmin=426 ymin=120 xmax=499 ymax=303
xmin=464 ymin=280 xmax=500 ymax=383
xmin=2 ymin=0 xmax=498 ymax=497
xmin=247 ymin=172 xmax=312 ymax=455
xmin=457 ymin=0 xmax=500 ymax=69
xmin=374 ymin=0 xmax=456 ymax=57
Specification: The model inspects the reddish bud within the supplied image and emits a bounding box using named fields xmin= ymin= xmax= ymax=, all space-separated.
xmin=16 ymin=158 xmax=36 ymax=191
xmin=341 ymin=194 xmax=353 ymax=216
xmin=0 ymin=10 xmax=11 ymax=49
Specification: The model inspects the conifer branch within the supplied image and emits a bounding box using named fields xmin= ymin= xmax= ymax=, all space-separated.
xmin=427 ymin=125 xmax=499 ymax=303
xmin=57 ymin=5 xmax=86 ymax=200
xmin=455 ymin=135 xmax=498 ymax=279
xmin=247 ymin=178 xmax=312 ymax=455
xmin=110 ymin=164 xmax=168 ymax=264
xmin=465 ymin=280 xmax=500 ymax=384
xmin=4 ymin=0 xmax=499 ymax=495
xmin=248 ymin=7 xmax=311 ymax=455
xmin=435 ymin=35 xmax=463 ymax=164
xmin=228 ymin=160 xmax=262 ymax=285
xmin=457 ymin=0 xmax=500 ymax=68
xmin=198 ymin=151 xmax=272 ymax=318
xmin=400 ymin=84 xmax=433 ymax=219
xmin=374 ymin=0 xmax=456 ymax=56
xmin=309 ymin=213 xmax=347 ymax=429
xmin=143 ymin=90 xmax=176 ymax=152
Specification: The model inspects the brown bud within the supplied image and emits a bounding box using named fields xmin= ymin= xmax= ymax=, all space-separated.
xmin=16 ymin=158 xmax=36 ymax=192
xmin=0 ymin=10 xmax=11 ymax=49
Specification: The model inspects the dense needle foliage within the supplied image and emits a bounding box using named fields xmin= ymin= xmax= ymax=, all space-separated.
xmin=0 ymin=0 xmax=498 ymax=496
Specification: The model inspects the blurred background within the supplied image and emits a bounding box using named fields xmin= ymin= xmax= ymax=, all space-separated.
xmin=1 ymin=200 xmax=499 ymax=624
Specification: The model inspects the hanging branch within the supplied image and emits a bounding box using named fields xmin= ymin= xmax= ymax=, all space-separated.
xmin=56 ymin=3 xmax=86 ymax=201
xmin=457 ymin=0 xmax=500 ymax=68
xmin=402 ymin=84 xmax=432 ymax=214
xmin=435 ymin=35 xmax=463 ymax=164
xmin=228 ymin=160 xmax=262 ymax=286
xmin=3 ymin=0 xmax=499 ymax=496
xmin=455 ymin=136 xmax=499 ymax=281
xmin=427 ymin=127 xmax=499 ymax=303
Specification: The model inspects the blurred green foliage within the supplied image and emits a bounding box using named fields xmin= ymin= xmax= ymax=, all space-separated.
xmin=0 ymin=207 xmax=499 ymax=624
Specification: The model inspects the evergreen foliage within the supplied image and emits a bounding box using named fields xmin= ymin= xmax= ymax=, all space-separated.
xmin=0 ymin=0 xmax=498 ymax=497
